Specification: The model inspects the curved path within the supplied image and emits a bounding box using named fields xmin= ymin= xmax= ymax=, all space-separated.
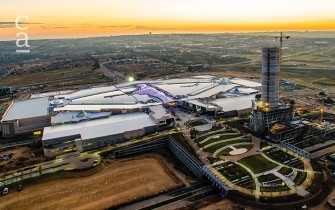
xmin=219 ymin=136 xmax=261 ymax=162
xmin=213 ymin=142 xmax=253 ymax=158
xmin=199 ymin=132 xmax=240 ymax=145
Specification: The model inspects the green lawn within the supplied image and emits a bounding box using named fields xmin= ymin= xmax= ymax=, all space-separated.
xmin=260 ymin=141 xmax=271 ymax=149
xmin=238 ymin=154 xmax=278 ymax=174
xmin=191 ymin=125 xmax=222 ymax=137
xmin=202 ymin=138 xmax=251 ymax=154
xmin=257 ymin=173 xmax=279 ymax=183
xmin=216 ymin=162 xmax=255 ymax=189
xmin=199 ymin=133 xmax=243 ymax=147
xmin=194 ymin=129 xmax=237 ymax=143
xmin=264 ymin=148 xmax=304 ymax=169
xmin=278 ymin=167 xmax=294 ymax=176
xmin=293 ymin=171 xmax=307 ymax=186
xmin=186 ymin=119 xmax=208 ymax=127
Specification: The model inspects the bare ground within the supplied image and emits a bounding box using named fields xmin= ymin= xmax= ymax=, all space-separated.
xmin=0 ymin=146 xmax=46 ymax=174
xmin=0 ymin=153 xmax=183 ymax=210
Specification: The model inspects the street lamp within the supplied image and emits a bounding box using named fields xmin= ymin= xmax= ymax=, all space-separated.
xmin=128 ymin=76 xmax=134 ymax=82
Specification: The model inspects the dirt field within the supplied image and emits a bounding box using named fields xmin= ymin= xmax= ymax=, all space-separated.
xmin=0 ymin=154 xmax=183 ymax=210
xmin=0 ymin=146 xmax=46 ymax=174
xmin=198 ymin=199 xmax=258 ymax=210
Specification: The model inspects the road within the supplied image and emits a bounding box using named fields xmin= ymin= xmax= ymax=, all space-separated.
xmin=0 ymin=152 xmax=101 ymax=186
xmin=292 ymin=97 xmax=335 ymax=115
xmin=119 ymin=181 xmax=215 ymax=210
xmin=100 ymin=63 xmax=126 ymax=83
xmin=310 ymin=144 xmax=335 ymax=158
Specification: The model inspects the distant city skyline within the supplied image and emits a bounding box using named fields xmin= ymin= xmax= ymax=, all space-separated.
xmin=1 ymin=0 xmax=335 ymax=40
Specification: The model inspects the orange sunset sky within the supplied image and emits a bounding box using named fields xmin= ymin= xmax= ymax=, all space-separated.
xmin=1 ymin=0 xmax=335 ymax=40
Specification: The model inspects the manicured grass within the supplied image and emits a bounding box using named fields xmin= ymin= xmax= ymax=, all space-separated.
xmin=194 ymin=129 xmax=236 ymax=143
xmin=264 ymin=148 xmax=304 ymax=169
xmin=257 ymin=173 xmax=279 ymax=183
xmin=199 ymin=133 xmax=243 ymax=146
xmin=216 ymin=147 xmax=233 ymax=156
xmin=293 ymin=171 xmax=307 ymax=186
xmin=202 ymin=138 xmax=251 ymax=154
xmin=260 ymin=141 xmax=271 ymax=149
xmin=191 ymin=125 xmax=222 ymax=137
xmin=186 ymin=119 xmax=208 ymax=127
xmin=216 ymin=162 xmax=255 ymax=189
xmin=238 ymin=154 xmax=278 ymax=174
xmin=278 ymin=167 xmax=294 ymax=176
xmin=216 ymin=144 xmax=254 ymax=156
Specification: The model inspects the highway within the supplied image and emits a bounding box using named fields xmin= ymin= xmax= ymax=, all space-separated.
xmin=100 ymin=63 xmax=126 ymax=83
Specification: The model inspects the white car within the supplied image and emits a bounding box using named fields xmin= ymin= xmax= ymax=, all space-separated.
xmin=0 ymin=182 xmax=9 ymax=195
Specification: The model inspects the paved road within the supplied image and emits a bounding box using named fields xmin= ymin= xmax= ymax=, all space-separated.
xmin=120 ymin=181 xmax=210 ymax=210
xmin=100 ymin=63 xmax=126 ymax=83
xmin=0 ymin=152 xmax=101 ymax=186
xmin=311 ymin=145 xmax=335 ymax=158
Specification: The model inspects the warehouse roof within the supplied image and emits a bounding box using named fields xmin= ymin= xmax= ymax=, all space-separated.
xmin=2 ymin=97 xmax=50 ymax=121
xmin=43 ymin=112 xmax=156 ymax=141
xmin=148 ymin=105 xmax=170 ymax=120
xmin=188 ymin=84 xmax=237 ymax=99
xmin=230 ymin=78 xmax=261 ymax=87
xmin=51 ymin=111 xmax=111 ymax=124
xmin=211 ymin=94 xmax=256 ymax=112
xmin=54 ymin=102 xmax=161 ymax=112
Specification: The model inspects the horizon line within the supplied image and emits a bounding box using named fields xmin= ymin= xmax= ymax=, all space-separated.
xmin=1 ymin=30 xmax=335 ymax=42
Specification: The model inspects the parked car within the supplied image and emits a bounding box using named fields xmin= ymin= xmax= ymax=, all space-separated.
xmin=0 ymin=182 xmax=9 ymax=195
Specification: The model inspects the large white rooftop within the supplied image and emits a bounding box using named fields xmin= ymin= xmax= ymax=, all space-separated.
xmin=149 ymin=105 xmax=170 ymax=120
xmin=153 ymin=83 xmax=213 ymax=97
xmin=51 ymin=111 xmax=111 ymax=124
xmin=2 ymin=97 xmax=50 ymax=121
xmin=187 ymin=84 xmax=237 ymax=99
xmin=43 ymin=112 xmax=156 ymax=141
xmin=57 ymin=85 xmax=118 ymax=100
xmin=54 ymin=102 xmax=161 ymax=112
xmin=230 ymin=78 xmax=261 ymax=88
xmin=211 ymin=94 xmax=257 ymax=112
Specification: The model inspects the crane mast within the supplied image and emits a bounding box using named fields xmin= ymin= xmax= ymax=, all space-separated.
xmin=275 ymin=32 xmax=290 ymax=97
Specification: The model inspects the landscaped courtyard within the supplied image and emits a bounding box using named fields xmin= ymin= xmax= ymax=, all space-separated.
xmin=188 ymin=125 xmax=315 ymax=199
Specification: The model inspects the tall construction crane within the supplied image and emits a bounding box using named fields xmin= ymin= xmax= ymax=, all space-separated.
xmin=275 ymin=32 xmax=290 ymax=97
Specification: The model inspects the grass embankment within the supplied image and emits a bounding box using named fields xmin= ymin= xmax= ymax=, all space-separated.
xmin=238 ymin=154 xmax=278 ymax=174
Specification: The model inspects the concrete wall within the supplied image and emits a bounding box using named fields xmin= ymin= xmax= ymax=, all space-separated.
xmin=1 ymin=115 xmax=52 ymax=138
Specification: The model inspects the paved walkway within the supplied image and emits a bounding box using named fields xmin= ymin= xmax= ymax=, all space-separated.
xmin=212 ymin=142 xmax=253 ymax=158
xmin=273 ymin=171 xmax=310 ymax=197
xmin=0 ymin=153 xmax=101 ymax=186
xmin=201 ymin=136 xmax=247 ymax=150
xmin=195 ymin=123 xmax=212 ymax=131
xmin=194 ymin=128 xmax=229 ymax=141
xmin=199 ymin=132 xmax=239 ymax=145
xmin=255 ymin=166 xmax=282 ymax=176
xmin=234 ymin=161 xmax=261 ymax=200
xmin=219 ymin=136 xmax=261 ymax=162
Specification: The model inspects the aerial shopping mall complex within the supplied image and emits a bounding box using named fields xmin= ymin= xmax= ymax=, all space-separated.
xmin=0 ymin=73 xmax=263 ymax=157
xmin=1 ymin=47 xmax=335 ymax=207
